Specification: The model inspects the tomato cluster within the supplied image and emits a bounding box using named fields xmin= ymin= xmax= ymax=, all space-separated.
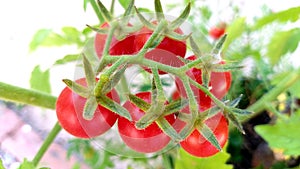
xmin=56 ymin=18 xmax=232 ymax=157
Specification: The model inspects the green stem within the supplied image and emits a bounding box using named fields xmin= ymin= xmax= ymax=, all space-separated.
xmin=89 ymin=0 xmax=104 ymax=23
xmin=32 ymin=122 xmax=62 ymax=167
xmin=0 ymin=82 xmax=57 ymax=109
xmin=136 ymin=19 xmax=168 ymax=59
xmin=244 ymin=69 xmax=300 ymax=122
xmin=96 ymin=22 xmax=118 ymax=73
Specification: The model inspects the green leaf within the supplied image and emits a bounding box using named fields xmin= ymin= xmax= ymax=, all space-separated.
xmin=289 ymin=77 xmax=300 ymax=98
xmin=222 ymin=17 xmax=246 ymax=52
xmin=267 ymin=28 xmax=300 ymax=65
xmin=0 ymin=158 xmax=4 ymax=169
xmin=30 ymin=65 xmax=51 ymax=94
xmin=29 ymin=29 xmax=52 ymax=51
xmin=18 ymin=159 xmax=35 ymax=169
xmin=118 ymin=0 xmax=130 ymax=9
xmin=253 ymin=6 xmax=300 ymax=30
xmin=255 ymin=110 xmax=300 ymax=156
xmin=29 ymin=27 xmax=84 ymax=51
xmin=175 ymin=147 xmax=233 ymax=169
xmin=54 ymin=54 xmax=80 ymax=65
xmin=61 ymin=27 xmax=83 ymax=45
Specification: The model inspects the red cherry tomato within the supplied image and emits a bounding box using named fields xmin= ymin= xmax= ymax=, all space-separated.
xmin=209 ymin=26 xmax=226 ymax=40
xmin=117 ymin=92 xmax=176 ymax=153
xmin=175 ymin=55 xmax=231 ymax=110
xmin=134 ymin=22 xmax=186 ymax=58
xmin=56 ymin=78 xmax=119 ymax=138
xmin=94 ymin=22 xmax=136 ymax=58
xmin=180 ymin=113 xmax=229 ymax=157
xmin=143 ymin=48 xmax=185 ymax=74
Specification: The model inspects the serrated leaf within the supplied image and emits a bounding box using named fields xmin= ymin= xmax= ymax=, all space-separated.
xmin=30 ymin=65 xmax=51 ymax=94
xmin=175 ymin=146 xmax=233 ymax=169
xmin=29 ymin=29 xmax=52 ymax=51
xmin=222 ymin=17 xmax=246 ymax=52
xmin=61 ymin=27 xmax=83 ymax=46
xmin=267 ymin=28 xmax=300 ymax=65
xmin=18 ymin=159 xmax=35 ymax=169
xmin=255 ymin=110 xmax=300 ymax=156
xmin=253 ymin=6 xmax=300 ymax=30
xmin=54 ymin=54 xmax=80 ymax=65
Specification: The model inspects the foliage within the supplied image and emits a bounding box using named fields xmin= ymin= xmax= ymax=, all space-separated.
xmin=255 ymin=110 xmax=300 ymax=156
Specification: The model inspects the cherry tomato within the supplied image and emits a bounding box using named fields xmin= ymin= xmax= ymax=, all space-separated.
xmin=117 ymin=92 xmax=176 ymax=153
xmin=56 ymin=78 xmax=119 ymax=138
xmin=209 ymin=24 xmax=226 ymax=40
xmin=134 ymin=22 xmax=187 ymax=74
xmin=94 ymin=22 xmax=136 ymax=58
xmin=175 ymin=55 xmax=231 ymax=110
xmin=180 ymin=113 xmax=229 ymax=157
xmin=143 ymin=48 xmax=185 ymax=74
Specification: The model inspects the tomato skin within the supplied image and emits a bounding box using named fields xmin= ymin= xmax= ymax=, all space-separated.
xmin=56 ymin=78 xmax=119 ymax=138
xmin=134 ymin=24 xmax=186 ymax=58
xmin=175 ymin=55 xmax=231 ymax=110
xmin=209 ymin=26 xmax=225 ymax=40
xmin=118 ymin=92 xmax=176 ymax=153
xmin=94 ymin=22 xmax=136 ymax=58
xmin=180 ymin=113 xmax=229 ymax=157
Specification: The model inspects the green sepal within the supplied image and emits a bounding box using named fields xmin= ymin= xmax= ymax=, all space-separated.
xmin=156 ymin=117 xmax=182 ymax=142
xmin=189 ymin=36 xmax=202 ymax=58
xmin=135 ymin=106 xmax=164 ymax=129
xmin=134 ymin=6 xmax=155 ymax=30
xmin=97 ymin=95 xmax=132 ymax=120
xmin=102 ymin=64 xmax=128 ymax=94
xmin=231 ymin=108 xmax=253 ymax=116
xmin=123 ymin=0 xmax=135 ymax=17
xmin=170 ymin=2 xmax=191 ymax=30
xmin=96 ymin=0 xmax=113 ymax=21
xmin=154 ymin=0 xmax=165 ymax=21
xmin=212 ymin=62 xmax=244 ymax=72
xmin=179 ymin=117 xmax=196 ymax=139
xmin=165 ymin=31 xmax=191 ymax=41
xmin=201 ymin=67 xmax=211 ymax=88
xmin=62 ymin=79 xmax=89 ymax=98
xmin=224 ymin=112 xmax=245 ymax=134
xmin=83 ymin=96 xmax=98 ymax=120
xmin=94 ymin=74 xmax=110 ymax=97
xmin=128 ymin=94 xmax=151 ymax=111
xmin=197 ymin=124 xmax=222 ymax=151
xmin=212 ymin=34 xmax=227 ymax=55
xmin=83 ymin=54 xmax=96 ymax=88
xmin=86 ymin=24 xmax=108 ymax=34
xmin=229 ymin=94 xmax=243 ymax=107
xmin=163 ymin=99 xmax=189 ymax=116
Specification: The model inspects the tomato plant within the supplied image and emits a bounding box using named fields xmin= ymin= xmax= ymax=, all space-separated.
xmin=118 ymin=92 xmax=176 ymax=153
xmin=180 ymin=113 xmax=229 ymax=157
xmin=56 ymin=78 xmax=119 ymax=138
xmin=94 ymin=22 xmax=137 ymax=58
xmin=175 ymin=55 xmax=231 ymax=109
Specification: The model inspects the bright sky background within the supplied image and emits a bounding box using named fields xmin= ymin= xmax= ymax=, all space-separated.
xmin=0 ymin=0 xmax=299 ymax=96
